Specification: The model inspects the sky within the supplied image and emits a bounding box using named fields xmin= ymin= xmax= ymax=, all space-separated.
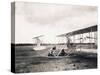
xmin=13 ymin=2 xmax=98 ymax=44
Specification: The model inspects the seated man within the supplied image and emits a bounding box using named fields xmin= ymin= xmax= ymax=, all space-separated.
xmin=59 ymin=49 xmax=66 ymax=56
xmin=48 ymin=46 xmax=56 ymax=56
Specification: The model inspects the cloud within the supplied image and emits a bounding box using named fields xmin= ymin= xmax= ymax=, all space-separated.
xmin=14 ymin=2 xmax=98 ymax=43
xmin=16 ymin=2 xmax=97 ymax=25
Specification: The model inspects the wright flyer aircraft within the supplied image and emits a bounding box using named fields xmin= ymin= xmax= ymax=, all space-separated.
xmin=57 ymin=25 xmax=97 ymax=53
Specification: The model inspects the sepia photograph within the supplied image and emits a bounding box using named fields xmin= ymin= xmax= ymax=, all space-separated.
xmin=11 ymin=2 xmax=98 ymax=73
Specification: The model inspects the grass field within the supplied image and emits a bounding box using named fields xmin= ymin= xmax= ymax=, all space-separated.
xmin=13 ymin=45 xmax=97 ymax=73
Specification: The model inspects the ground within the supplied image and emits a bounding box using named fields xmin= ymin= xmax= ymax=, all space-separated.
xmin=14 ymin=45 xmax=97 ymax=73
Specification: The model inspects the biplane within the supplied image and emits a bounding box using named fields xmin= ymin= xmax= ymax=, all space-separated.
xmin=32 ymin=25 xmax=97 ymax=57
xmin=32 ymin=35 xmax=47 ymax=50
xmin=57 ymin=25 xmax=97 ymax=52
